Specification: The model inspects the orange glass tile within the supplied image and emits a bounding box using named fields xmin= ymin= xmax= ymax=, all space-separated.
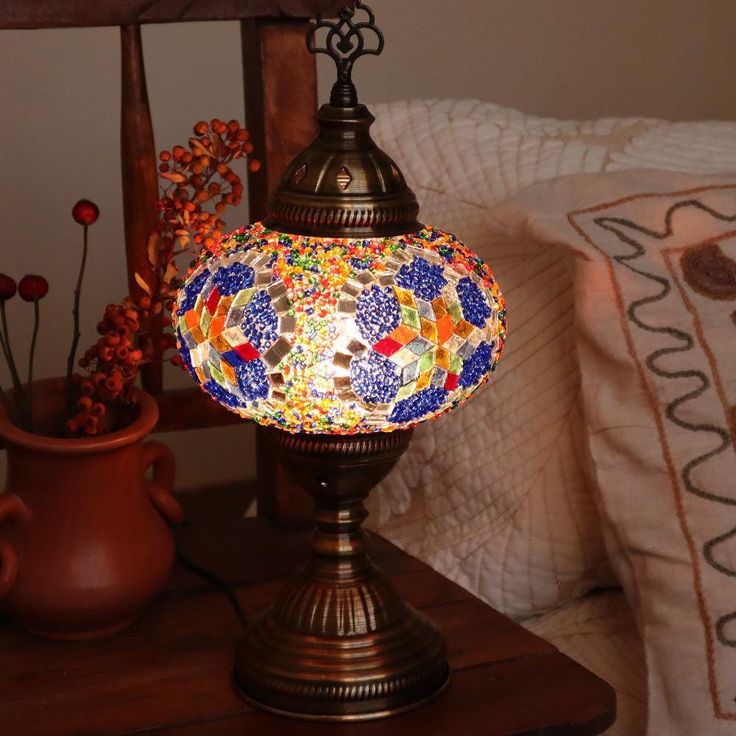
xmin=209 ymin=315 xmax=226 ymax=339
xmin=454 ymin=319 xmax=474 ymax=339
xmin=221 ymin=361 xmax=237 ymax=385
xmin=389 ymin=324 xmax=418 ymax=345
xmin=184 ymin=310 xmax=200 ymax=331
xmin=215 ymin=295 xmax=234 ymax=318
xmin=436 ymin=314 xmax=454 ymax=344
xmin=432 ymin=297 xmax=448 ymax=318
xmin=420 ymin=318 xmax=438 ymax=343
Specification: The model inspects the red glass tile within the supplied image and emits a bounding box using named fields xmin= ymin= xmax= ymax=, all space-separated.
xmin=444 ymin=372 xmax=459 ymax=391
xmin=373 ymin=336 xmax=402 ymax=357
xmin=235 ymin=342 xmax=260 ymax=362
xmin=206 ymin=287 xmax=221 ymax=315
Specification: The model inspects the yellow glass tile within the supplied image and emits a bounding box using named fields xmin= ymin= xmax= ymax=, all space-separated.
xmin=416 ymin=370 xmax=432 ymax=391
xmin=396 ymin=380 xmax=417 ymax=400
xmin=435 ymin=346 xmax=451 ymax=370
xmin=211 ymin=335 xmax=230 ymax=354
xmin=221 ymin=361 xmax=237 ymax=385
xmin=420 ymin=318 xmax=438 ymax=343
xmin=188 ymin=324 xmax=204 ymax=343
xmin=215 ymin=295 xmax=234 ymax=318
xmin=393 ymin=286 xmax=416 ymax=308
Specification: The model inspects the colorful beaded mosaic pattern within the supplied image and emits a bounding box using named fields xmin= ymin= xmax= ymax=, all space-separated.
xmin=175 ymin=223 xmax=506 ymax=434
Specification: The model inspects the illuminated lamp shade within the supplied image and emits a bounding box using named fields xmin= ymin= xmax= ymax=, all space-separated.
xmin=174 ymin=223 xmax=506 ymax=434
xmin=174 ymin=0 xmax=507 ymax=723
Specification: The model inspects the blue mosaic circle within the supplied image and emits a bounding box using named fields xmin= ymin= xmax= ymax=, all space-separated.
xmin=388 ymin=386 xmax=449 ymax=424
xmin=355 ymin=285 xmax=401 ymax=344
xmin=457 ymin=277 xmax=493 ymax=328
xmin=236 ymin=360 xmax=269 ymax=401
xmin=203 ymin=379 xmax=243 ymax=409
xmin=180 ymin=270 xmax=210 ymax=312
xmin=241 ymin=291 xmax=279 ymax=352
xmin=350 ymin=351 xmax=401 ymax=404
xmin=458 ymin=341 xmax=494 ymax=389
xmin=213 ymin=262 xmax=255 ymax=296
xmin=177 ymin=329 xmax=195 ymax=377
xmin=395 ymin=257 xmax=447 ymax=301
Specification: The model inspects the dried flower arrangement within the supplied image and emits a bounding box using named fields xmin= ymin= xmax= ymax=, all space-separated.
xmin=0 ymin=119 xmax=258 ymax=437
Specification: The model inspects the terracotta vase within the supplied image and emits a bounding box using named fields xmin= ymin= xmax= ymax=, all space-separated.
xmin=0 ymin=377 xmax=183 ymax=639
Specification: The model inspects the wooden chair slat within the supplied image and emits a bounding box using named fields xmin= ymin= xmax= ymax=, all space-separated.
xmin=0 ymin=1 xmax=337 ymax=30
xmin=120 ymin=24 xmax=163 ymax=395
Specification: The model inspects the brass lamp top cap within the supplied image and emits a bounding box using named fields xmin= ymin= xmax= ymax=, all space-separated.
xmin=264 ymin=102 xmax=421 ymax=238
xmin=264 ymin=0 xmax=421 ymax=238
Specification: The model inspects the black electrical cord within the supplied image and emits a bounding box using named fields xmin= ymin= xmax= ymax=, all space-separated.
xmin=175 ymin=546 xmax=248 ymax=628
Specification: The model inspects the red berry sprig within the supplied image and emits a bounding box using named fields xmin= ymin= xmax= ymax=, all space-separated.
xmin=0 ymin=274 xmax=17 ymax=301
xmin=18 ymin=274 xmax=49 ymax=301
xmin=71 ymin=199 xmax=100 ymax=226
xmin=0 ymin=274 xmax=23 ymax=422
xmin=0 ymin=273 xmax=49 ymax=429
xmin=66 ymin=199 xmax=99 ymax=401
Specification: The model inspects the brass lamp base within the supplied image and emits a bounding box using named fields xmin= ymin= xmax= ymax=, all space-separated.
xmin=233 ymin=428 xmax=449 ymax=720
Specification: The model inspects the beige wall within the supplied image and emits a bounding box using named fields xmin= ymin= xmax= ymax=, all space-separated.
xmin=0 ymin=1 xmax=734 ymax=489
xmin=349 ymin=0 xmax=736 ymax=120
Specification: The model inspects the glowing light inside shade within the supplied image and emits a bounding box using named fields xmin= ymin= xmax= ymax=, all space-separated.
xmin=174 ymin=222 xmax=506 ymax=434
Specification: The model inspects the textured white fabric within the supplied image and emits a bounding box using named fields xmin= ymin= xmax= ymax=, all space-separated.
xmin=487 ymin=170 xmax=736 ymax=736
xmin=367 ymin=99 xmax=736 ymax=621
xmin=524 ymin=591 xmax=646 ymax=736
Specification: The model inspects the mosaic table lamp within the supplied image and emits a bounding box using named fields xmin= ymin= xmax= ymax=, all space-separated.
xmin=175 ymin=1 xmax=506 ymax=721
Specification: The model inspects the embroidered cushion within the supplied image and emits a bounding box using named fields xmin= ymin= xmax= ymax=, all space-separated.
xmin=487 ymin=169 xmax=736 ymax=735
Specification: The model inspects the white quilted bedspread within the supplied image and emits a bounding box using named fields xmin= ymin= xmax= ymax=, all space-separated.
xmin=367 ymin=99 xmax=736 ymax=620
xmin=525 ymin=591 xmax=646 ymax=736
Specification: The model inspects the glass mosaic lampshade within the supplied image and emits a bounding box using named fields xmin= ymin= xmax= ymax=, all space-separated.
xmin=175 ymin=223 xmax=506 ymax=434
xmin=174 ymin=0 xmax=507 ymax=722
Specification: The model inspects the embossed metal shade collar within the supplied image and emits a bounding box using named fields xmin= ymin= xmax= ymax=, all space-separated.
xmin=264 ymin=103 xmax=421 ymax=238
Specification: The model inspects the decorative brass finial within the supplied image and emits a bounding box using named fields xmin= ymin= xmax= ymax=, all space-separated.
xmin=264 ymin=1 xmax=420 ymax=238
xmin=307 ymin=1 xmax=384 ymax=107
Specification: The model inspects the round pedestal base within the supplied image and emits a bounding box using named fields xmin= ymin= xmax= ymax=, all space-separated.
xmin=234 ymin=602 xmax=449 ymax=721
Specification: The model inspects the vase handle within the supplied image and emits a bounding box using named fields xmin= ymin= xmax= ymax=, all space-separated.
xmin=142 ymin=441 xmax=184 ymax=526
xmin=0 ymin=494 xmax=30 ymax=599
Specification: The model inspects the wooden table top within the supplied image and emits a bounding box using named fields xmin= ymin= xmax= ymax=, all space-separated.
xmin=0 ymin=488 xmax=616 ymax=735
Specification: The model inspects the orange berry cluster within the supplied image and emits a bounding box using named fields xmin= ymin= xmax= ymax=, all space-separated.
xmin=66 ymin=297 xmax=147 ymax=436
xmin=155 ymin=119 xmax=258 ymax=256
xmin=150 ymin=119 xmax=259 ymax=366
